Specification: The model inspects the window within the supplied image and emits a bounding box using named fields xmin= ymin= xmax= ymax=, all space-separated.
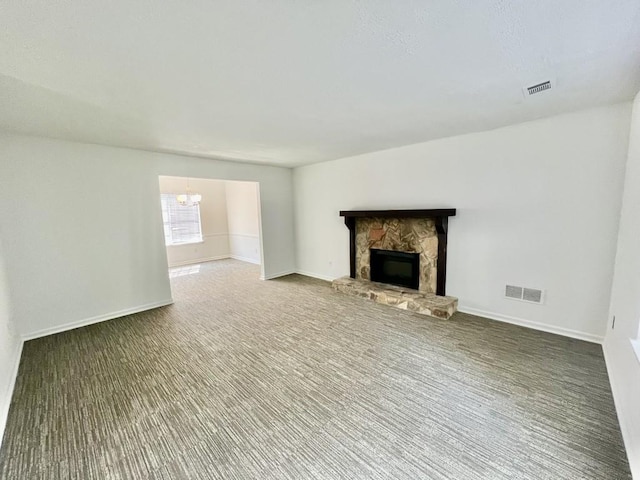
xmin=160 ymin=194 xmax=203 ymax=245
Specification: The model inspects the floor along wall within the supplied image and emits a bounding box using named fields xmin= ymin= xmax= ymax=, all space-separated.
xmin=0 ymin=260 xmax=631 ymax=479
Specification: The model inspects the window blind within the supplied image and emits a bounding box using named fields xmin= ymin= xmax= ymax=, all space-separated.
xmin=160 ymin=194 xmax=203 ymax=245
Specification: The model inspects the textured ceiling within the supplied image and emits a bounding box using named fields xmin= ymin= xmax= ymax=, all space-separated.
xmin=1 ymin=1 xmax=639 ymax=166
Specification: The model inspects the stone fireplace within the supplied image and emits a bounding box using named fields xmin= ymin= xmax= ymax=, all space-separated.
xmin=356 ymin=217 xmax=438 ymax=293
xmin=333 ymin=209 xmax=458 ymax=319
xmin=340 ymin=209 xmax=456 ymax=296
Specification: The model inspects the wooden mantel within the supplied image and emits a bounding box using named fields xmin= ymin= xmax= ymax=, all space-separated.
xmin=339 ymin=209 xmax=456 ymax=296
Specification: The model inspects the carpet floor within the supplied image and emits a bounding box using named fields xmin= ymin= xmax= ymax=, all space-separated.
xmin=0 ymin=259 xmax=631 ymax=479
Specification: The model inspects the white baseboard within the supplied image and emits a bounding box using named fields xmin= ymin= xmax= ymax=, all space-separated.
xmin=0 ymin=338 xmax=24 ymax=448
xmin=260 ymin=269 xmax=296 ymax=280
xmin=22 ymin=299 xmax=175 ymax=341
xmin=295 ymin=270 xmax=335 ymax=282
xmin=230 ymin=254 xmax=261 ymax=265
xmin=457 ymin=306 xmax=604 ymax=344
xmin=168 ymin=255 xmax=230 ymax=268
xmin=602 ymin=341 xmax=640 ymax=478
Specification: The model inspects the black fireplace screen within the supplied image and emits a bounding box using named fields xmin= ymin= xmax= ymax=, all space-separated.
xmin=370 ymin=249 xmax=419 ymax=290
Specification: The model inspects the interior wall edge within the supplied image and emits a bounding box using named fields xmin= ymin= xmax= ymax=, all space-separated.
xmin=21 ymin=299 xmax=174 ymax=342
xmin=260 ymin=269 xmax=297 ymax=281
xmin=603 ymin=340 xmax=640 ymax=478
xmin=229 ymin=255 xmax=261 ymax=265
xmin=0 ymin=339 xmax=23 ymax=449
xmin=456 ymin=306 xmax=604 ymax=344
xmin=295 ymin=270 xmax=336 ymax=283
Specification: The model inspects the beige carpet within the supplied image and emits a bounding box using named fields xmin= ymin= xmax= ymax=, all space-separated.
xmin=0 ymin=259 xmax=631 ymax=479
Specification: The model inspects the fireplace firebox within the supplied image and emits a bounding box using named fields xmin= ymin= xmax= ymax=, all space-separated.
xmin=370 ymin=249 xmax=420 ymax=290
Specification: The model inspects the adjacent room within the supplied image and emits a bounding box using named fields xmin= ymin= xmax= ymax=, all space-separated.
xmin=1 ymin=1 xmax=639 ymax=479
xmin=158 ymin=175 xmax=262 ymax=271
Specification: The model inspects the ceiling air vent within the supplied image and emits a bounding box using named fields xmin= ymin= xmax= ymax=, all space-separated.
xmin=526 ymin=81 xmax=551 ymax=96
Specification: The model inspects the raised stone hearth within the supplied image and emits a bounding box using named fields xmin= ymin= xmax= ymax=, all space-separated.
xmin=332 ymin=276 xmax=458 ymax=320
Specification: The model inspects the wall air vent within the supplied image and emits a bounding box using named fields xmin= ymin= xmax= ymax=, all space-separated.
xmin=526 ymin=81 xmax=551 ymax=96
xmin=505 ymin=285 xmax=523 ymax=299
xmin=505 ymin=284 xmax=544 ymax=304
xmin=522 ymin=288 xmax=542 ymax=303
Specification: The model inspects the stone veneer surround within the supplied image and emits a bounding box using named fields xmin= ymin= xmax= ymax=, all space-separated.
xmin=356 ymin=217 xmax=438 ymax=293
xmin=340 ymin=209 xmax=456 ymax=296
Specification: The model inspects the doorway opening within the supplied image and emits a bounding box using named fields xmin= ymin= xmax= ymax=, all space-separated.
xmin=158 ymin=176 xmax=264 ymax=277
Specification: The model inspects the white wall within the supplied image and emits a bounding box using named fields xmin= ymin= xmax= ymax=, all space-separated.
xmin=225 ymin=181 xmax=262 ymax=265
xmin=0 ymin=132 xmax=295 ymax=338
xmin=159 ymin=177 xmax=231 ymax=267
xmin=605 ymin=92 xmax=640 ymax=478
xmin=294 ymin=103 xmax=632 ymax=342
xmin=0 ymin=241 xmax=22 ymax=447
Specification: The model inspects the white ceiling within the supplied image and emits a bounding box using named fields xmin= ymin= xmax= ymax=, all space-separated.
xmin=1 ymin=1 xmax=639 ymax=167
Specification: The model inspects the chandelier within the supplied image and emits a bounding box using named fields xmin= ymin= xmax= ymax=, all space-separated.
xmin=176 ymin=179 xmax=202 ymax=206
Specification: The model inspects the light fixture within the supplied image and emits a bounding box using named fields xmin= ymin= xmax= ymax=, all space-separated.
xmin=176 ymin=179 xmax=202 ymax=206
